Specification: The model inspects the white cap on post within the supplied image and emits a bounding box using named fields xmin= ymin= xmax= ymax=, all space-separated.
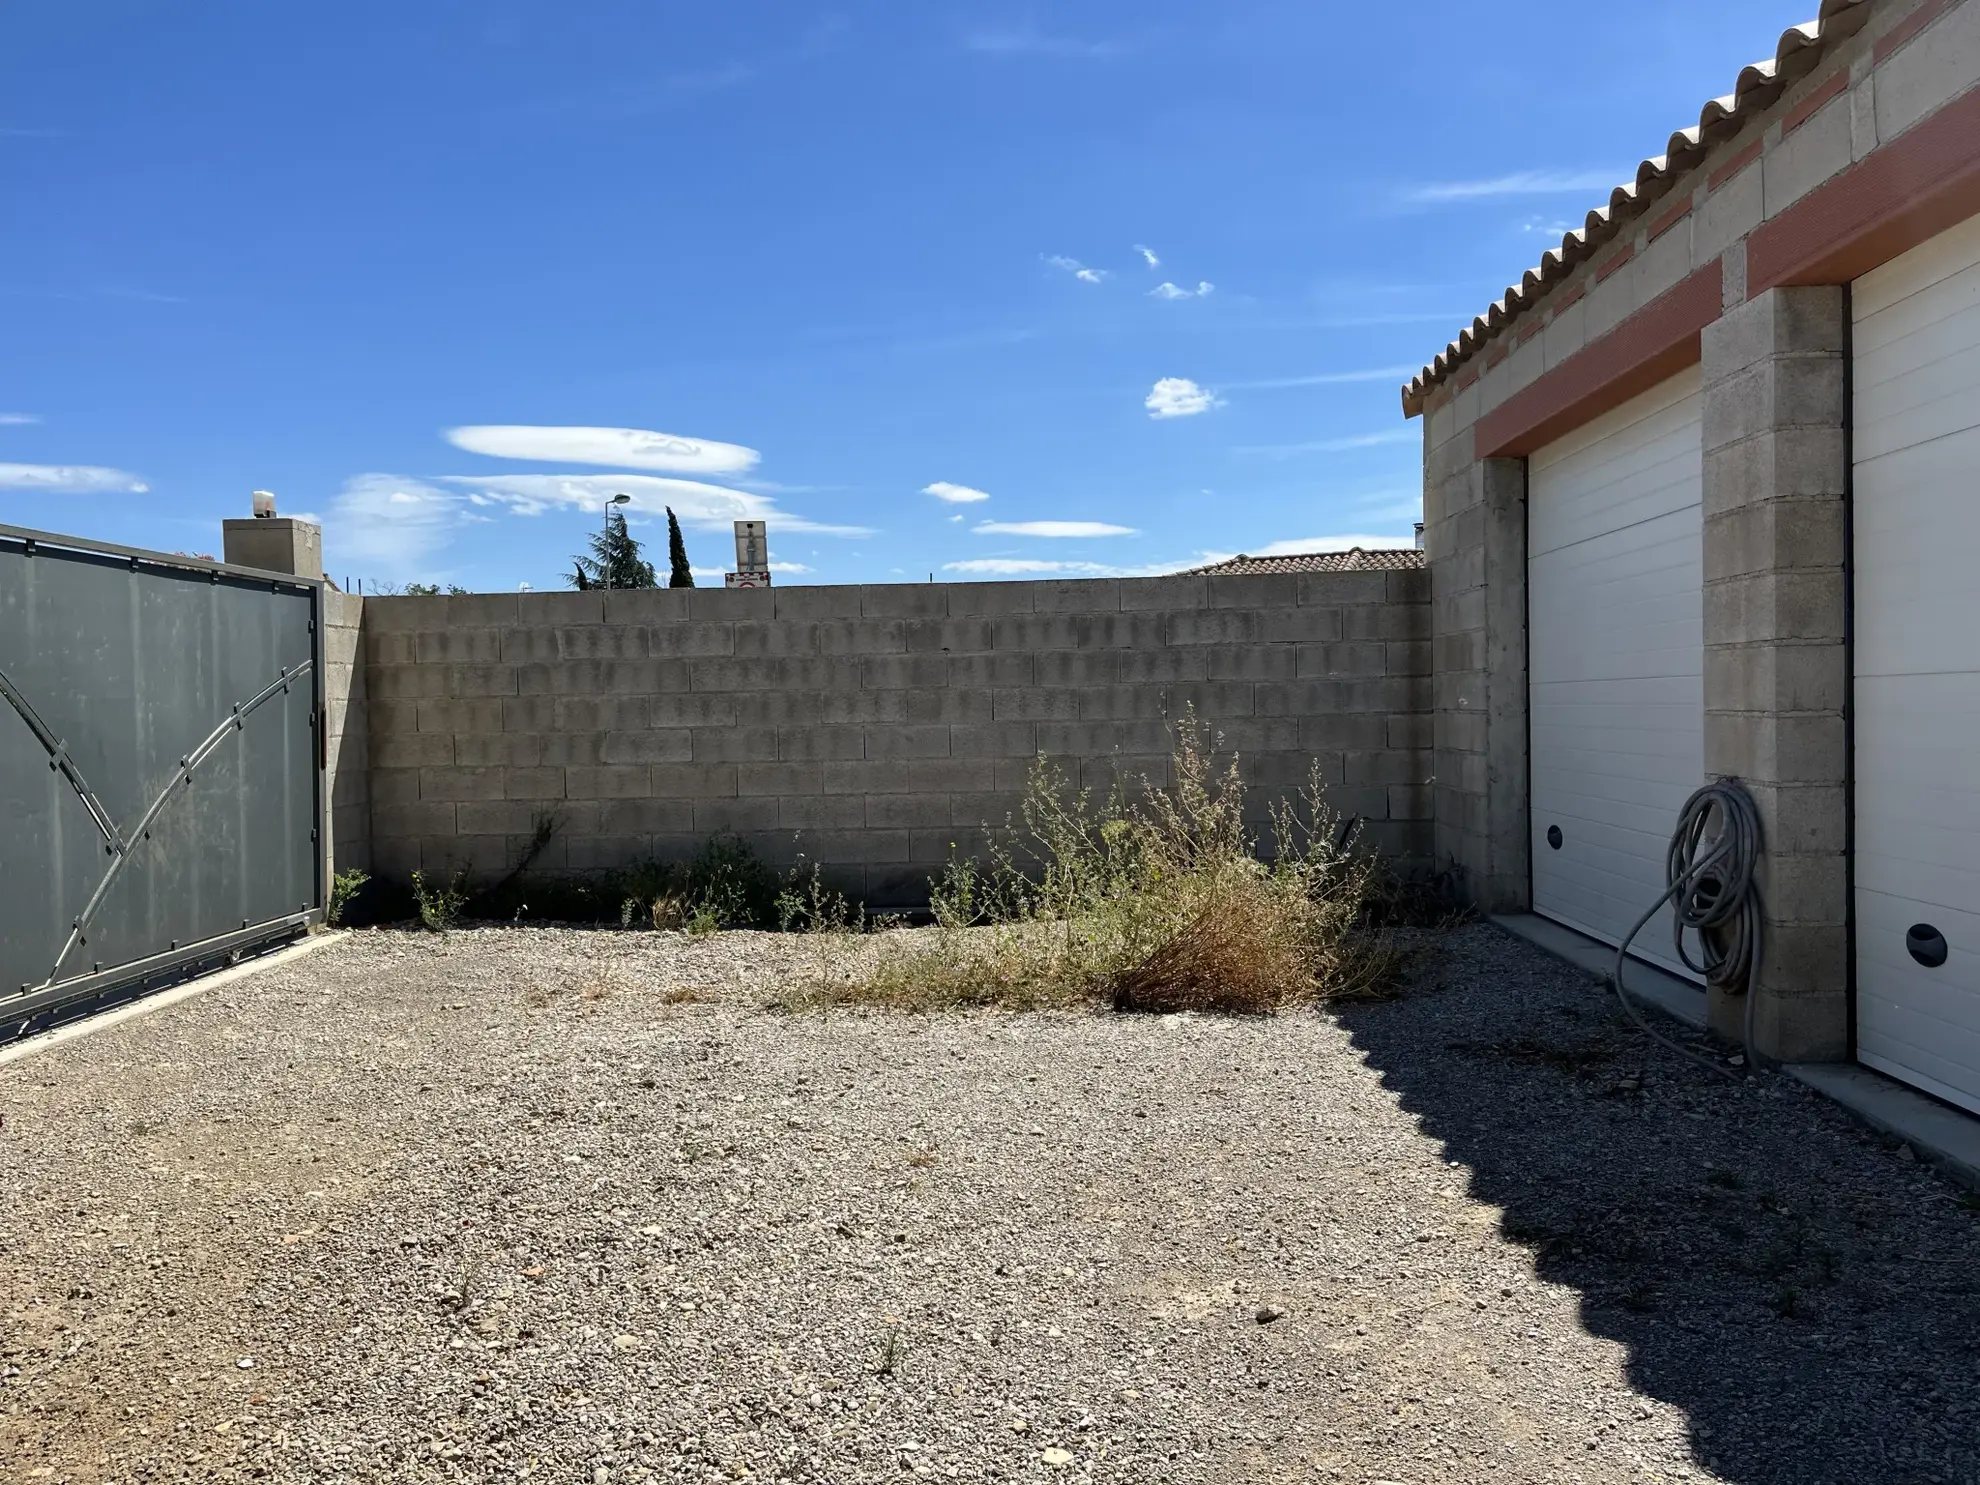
xmin=252 ymin=490 xmax=278 ymax=519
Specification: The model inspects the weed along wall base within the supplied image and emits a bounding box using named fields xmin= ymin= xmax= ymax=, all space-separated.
xmin=340 ymin=572 xmax=1432 ymax=912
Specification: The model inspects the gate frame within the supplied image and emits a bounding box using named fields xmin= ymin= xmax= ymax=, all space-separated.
xmin=0 ymin=521 xmax=327 ymax=1030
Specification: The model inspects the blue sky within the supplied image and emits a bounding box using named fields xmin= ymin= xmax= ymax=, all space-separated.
xmin=3 ymin=1 xmax=1805 ymax=589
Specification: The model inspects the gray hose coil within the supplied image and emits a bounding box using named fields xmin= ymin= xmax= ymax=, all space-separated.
xmin=1612 ymin=779 xmax=1765 ymax=1077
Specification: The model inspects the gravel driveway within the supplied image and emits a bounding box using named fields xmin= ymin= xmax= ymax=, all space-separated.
xmin=3 ymin=922 xmax=1976 ymax=1484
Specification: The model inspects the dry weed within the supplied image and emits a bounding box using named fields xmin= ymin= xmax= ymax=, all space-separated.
xmin=802 ymin=714 xmax=1405 ymax=1016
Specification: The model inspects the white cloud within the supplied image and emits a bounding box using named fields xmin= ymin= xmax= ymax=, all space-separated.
xmin=974 ymin=520 xmax=1135 ymax=538
xmin=770 ymin=561 xmax=812 ymax=574
xmin=324 ymin=475 xmax=469 ymax=576
xmin=1045 ymin=255 xmax=1107 ymax=284
xmin=0 ymin=413 xmax=41 ymax=426
xmin=438 ymin=472 xmax=873 ymax=536
xmin=0 ymin=463 xmax=148 ymax=494
xmin=923 ymin=480 xmax=991 ymax=504
xmin=1144 ymin=377 xmax=1218 ymax=419
xmin=1225 ymin=365 xmax=1417 ymax=390
xmin=445 ymin=424 xmax=760 ymax=475
xmin=1234 ymin=428 xmax=1417 ymax=456
xmin=1402 ymin=169 xmax=1619 ymax=204
xmin=1149 ymin=281 xmax=1213 ymax=300
xmin=1135 ymin=244 xmax=1160 ymax=269
xmin=948 ymin=513 xmax=965 ymax=523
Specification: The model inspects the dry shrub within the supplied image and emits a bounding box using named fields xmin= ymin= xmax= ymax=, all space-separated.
xmin=808 ymin=714 xmax=1400 ymax=1015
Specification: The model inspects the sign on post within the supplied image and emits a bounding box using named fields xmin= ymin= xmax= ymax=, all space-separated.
xmin=726 ymin=520 xmax=770 ymax=588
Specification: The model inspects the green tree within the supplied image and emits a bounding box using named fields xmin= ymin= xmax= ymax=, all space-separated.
xmin=665 ymin=507 xmax=695 ymax=588
xmin=569 ymin=511 xmax=657 ymax=591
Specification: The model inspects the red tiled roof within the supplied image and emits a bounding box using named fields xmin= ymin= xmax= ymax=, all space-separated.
xmin=1401 ymin=0 xmax=1872 ymax=416
xmin=1187 ymin=547 xmax=1425 ymax=576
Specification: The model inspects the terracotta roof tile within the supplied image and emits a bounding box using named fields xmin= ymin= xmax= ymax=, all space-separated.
xmin=1186 ymin=547 xmax=1426 ymax=576
xmin=1400 ymin=0 xmax=1871 ymax=417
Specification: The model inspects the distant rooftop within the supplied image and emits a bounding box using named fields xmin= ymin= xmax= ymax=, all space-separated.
xmin=1186 ymin=546 xmax=1426 ymax=577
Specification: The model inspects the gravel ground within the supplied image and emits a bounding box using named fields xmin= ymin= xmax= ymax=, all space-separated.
xmin=3 ymin=921 xmax=1978 ymax=1485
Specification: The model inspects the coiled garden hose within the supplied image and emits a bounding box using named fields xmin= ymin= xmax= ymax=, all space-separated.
xmin=1611 ymin=779 xmax=1765 ymax=1079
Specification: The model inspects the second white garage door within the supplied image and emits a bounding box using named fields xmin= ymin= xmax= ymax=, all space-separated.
xmin=1852 ymin=211 xmax=1980 ymax=1116
xmin=1528 ymin=367 xmax=1705 ymax=978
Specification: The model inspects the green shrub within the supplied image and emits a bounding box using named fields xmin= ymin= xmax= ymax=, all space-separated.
xmin=327 ymin=868 xmax=370 ymax=927
xmin=411 ymin=869 xmax=469 ymax=933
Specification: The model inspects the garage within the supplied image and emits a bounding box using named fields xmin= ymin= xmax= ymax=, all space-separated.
xmin=1527 ymin=368 xmax=1705 ymax=979
xmin=1851 ymin=211 xmax=1980 ymax=1116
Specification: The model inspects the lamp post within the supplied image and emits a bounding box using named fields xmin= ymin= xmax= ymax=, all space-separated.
xmin=602 ymin=493 xmax=631 ymax=589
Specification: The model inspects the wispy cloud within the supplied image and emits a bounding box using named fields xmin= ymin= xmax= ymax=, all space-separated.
xmin=966 ymin=29 xmax=1118 ymax=58
xmin=1149 ymin=280 xmax=1214 ymax=301
xmin=974 ymin=520 xmax=1135 ymax=538
xmin=1145 ymin=377 xmax=1218 ymax=419
xmin=446 ymin=424 xmax=759 ymax=475
xmin=439 ymin=471 xmax=872 ymax=536
xmin=325 ymin=475 xmax=471 ymax=577
xmin=1134 ymin=244 xmax=1160 ymax=269
xmin=0 ymin=463 xmax=148 ymax=494
xmin=1045 ymin=254 xmax=1107 ymax=285
xmin=1224 ymin=365 xmax=1417 ymax=390
xmin=923 ymin=481 xmax=991 ymax=504
xmin=97 ymin=285 xmax=187 ymax=305
xmin=1401 ymin=169 xmax=1619 ymax=204
xmin=1234 ymin=428 xmax=1417 ymax=457
xmin=0 ymin=413 xmax=41 ymax=425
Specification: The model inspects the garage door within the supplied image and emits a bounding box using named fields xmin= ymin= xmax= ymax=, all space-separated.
xmin=1852 ymin=212 xmax=1980 ymax=1115
xmin=1528 ymin=367 xmax=1704 ymax=978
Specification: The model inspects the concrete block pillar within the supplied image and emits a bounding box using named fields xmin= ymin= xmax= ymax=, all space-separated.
xmin=222 ymin=518 xmax=323 ymax=580
xmin=1425 ymin=421 xmax=1528 ymax=911
xmin=1700 ymin=286 xmax=1849 ymax=1061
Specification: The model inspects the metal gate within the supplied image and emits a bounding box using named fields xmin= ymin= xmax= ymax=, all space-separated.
xmin=1 ymin=522 xmax=322 ymax=1032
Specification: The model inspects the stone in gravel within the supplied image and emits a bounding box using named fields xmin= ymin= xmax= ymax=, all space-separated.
xmin=1254 ymin=1304 xmax=1285 ymax=1324
xmin=1040 ymin=1447 xmax=1075 ymax=1466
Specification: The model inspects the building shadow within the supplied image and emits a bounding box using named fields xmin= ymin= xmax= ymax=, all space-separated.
xmin=1334 ymin=923 xmax=1980 ymax=1485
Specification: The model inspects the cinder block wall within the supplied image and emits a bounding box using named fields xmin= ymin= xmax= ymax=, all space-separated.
xmin=322 ymin=589 xmax=370 ymax=877
xmin=357 ymin=572 xmax=1430 ymax=906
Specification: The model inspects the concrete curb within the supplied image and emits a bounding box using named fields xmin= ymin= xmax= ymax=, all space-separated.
xmin=1786 ymin=1062 xmax=1980 ymax=1194
xmin=0 ymin=931 xmax=350 ymax=1068
xmin=1489 ymin=912 xmax=1708 ymax=1029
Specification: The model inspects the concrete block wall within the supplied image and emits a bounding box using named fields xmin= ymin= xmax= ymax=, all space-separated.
xmin=1701 ymin=286 xmax=1849 ymax=1060
xmin=322 ymin=589 xmax=370 ymax=878
xmin=357 ymin=573 xmax=1431 ymax=906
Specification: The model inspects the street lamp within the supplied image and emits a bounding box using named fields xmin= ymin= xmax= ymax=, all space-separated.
xmin=602 ymin=493 xmax=632 ymax=590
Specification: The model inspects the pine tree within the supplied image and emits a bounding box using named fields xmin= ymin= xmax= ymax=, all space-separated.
xmin=666 ymin=507 xmax=695 ymax=588
xmin=568 ymin=511 xmax=658 ymax=590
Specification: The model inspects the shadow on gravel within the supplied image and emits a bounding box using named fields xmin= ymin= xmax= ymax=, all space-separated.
xmin=1336 ymin=923 xmax=1980 ymax=1485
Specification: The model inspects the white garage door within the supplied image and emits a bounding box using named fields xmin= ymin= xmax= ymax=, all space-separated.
xmin=1528 ymin=368 xmax=1705 ymax=978
xmin=1852 ymin=211 xmax=1980 ymax=1115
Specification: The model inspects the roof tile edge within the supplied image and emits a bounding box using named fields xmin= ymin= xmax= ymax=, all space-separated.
xmin=1399 ymin=0 xmax=1872 ymax=418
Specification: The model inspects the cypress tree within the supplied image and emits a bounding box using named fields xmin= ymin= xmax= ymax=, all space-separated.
xmin=666 ymin=507 xmax=695 ymax=588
